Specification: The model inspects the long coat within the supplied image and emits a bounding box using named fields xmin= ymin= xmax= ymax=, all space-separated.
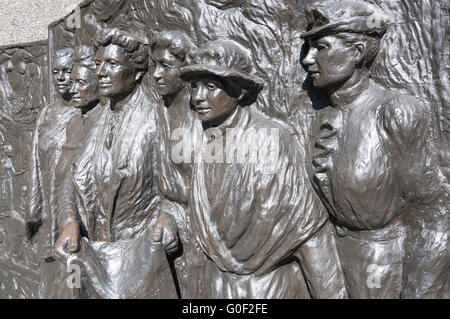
xmin=26 ymin=100 xmax=79 ymax=299
xmin=155 ymin=87 xmax=207 ymax=299
xmin=27 ymin=101 xmax=78 ymax=259
xmin=308 ymin=81 xmax=448 ymax=298
xmin=189 ymin=106 xmax=347 ymax=298
xmin=70 ymin=87 xmax=161 ymax=242
xmin=56 ymin=87 xmax=182 ymax=299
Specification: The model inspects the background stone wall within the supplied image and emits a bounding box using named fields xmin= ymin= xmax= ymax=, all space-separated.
xmin=0 ymin=0 xmax=81 ymax=46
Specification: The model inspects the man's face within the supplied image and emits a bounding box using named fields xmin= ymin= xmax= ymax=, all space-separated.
xmin=151 ymin=48 xmax=185 ymax=98
xmin=52 ymin=56 xmax=73 ymax=96
xmin=189 ymin=75 xmax=241 ymax=125
xmin=91 ymin=0 xmax=124 ymax=22
xmin=302 ymin=35 xmax=356 ymax=89
xmin=95 ymin=44 xmax=137 ymax=99
xmin=69 ymin=65 xmax=99 ymax=109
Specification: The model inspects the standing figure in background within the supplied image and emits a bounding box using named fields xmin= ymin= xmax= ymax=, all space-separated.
xmin=177 ymin=40 xmax=347 ymax=298
xmin=26 ymin=48 xmax=76 ymax=299
xmin=55 ymin=45 xmax=102 ymax=262
xmin=301 ymin=1 xmax=448 ymax=298
xmin=1 ymin=144 xmax=25 ymax=213
xmin=2 ymin=51 xmax=35 ymax=116
xmin=150 ymin=31 xmax=206 ymax=298
xmin=35 ymin=45 xmax=101 ymax=299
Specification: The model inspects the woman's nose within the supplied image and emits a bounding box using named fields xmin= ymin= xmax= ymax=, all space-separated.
xmin=96 ymin=62 xmax=107 ymax=77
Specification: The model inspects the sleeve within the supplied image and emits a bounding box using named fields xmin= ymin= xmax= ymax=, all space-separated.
xmin=56 ymin=171 xmax=79 ymax=234
xmin=379 ymin=94 xmax=449 ymax=299
xmin=379 ymin=94 xmax=438 ymax=201
xmin=294 ymin=221 xmax=348 ymax=299
xmin=25 ymin=107 xmax=46 ymax=240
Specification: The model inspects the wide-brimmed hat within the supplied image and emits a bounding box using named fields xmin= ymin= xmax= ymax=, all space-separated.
xmin=301 ymin=1 xmax=389 ymax=39
xmin=180 ymin=40 xmax=264 ymax=106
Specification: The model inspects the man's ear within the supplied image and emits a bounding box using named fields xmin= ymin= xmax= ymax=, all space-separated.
xmin=353 ymin=43 xmax=366 ymax=66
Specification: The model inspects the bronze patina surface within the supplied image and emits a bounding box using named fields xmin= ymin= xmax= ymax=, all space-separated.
xmin=0 ymin=0 xmax=448 ymax=299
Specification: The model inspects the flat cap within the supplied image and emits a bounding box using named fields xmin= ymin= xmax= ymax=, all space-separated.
xmin=301 ymin=1 xmax=389 ymax=39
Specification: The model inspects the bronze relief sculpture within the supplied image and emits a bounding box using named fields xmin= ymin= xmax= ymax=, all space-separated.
xmin=0 ymin=0 xmax=448 ymax=299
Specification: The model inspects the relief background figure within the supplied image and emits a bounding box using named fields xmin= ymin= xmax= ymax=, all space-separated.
xmin=25 ymin=48 xmax=77 ymax=299
xmin=149 ymin=31 xmax=207 ymax=299
xmin=0 ymin=41 xmax=48 ymax=298
xmin=49 ymin=45 xmax=101 ymax=298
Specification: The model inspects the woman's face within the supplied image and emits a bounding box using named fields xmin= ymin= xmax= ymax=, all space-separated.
xmin=189 ymin=75 xmax=241 ymax=126
xmin=151 ymin=48 xmax=185 ymax=98
xmin=302 ymin=35 xmax=357 ymax=89
xmin=69 ymin=65 xmax=99 ymax=109
xmin=95 ymin=44 xmax=138 ymax=99
xmin=52 ymin=55 xmax=73 ymax=96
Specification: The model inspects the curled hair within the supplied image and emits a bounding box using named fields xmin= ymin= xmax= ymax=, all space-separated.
xmin=150 ymin=31 xmax=196 ymax=64
xmin=54 ymin=48 xmax=74 ymax=60
xmin=73 ymin=45 xmax=96 ymax=71
xmin=335 ymin=32 xmax=382 ymax=69
xmin=94 ymin=28 xmax=149 ymax=72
